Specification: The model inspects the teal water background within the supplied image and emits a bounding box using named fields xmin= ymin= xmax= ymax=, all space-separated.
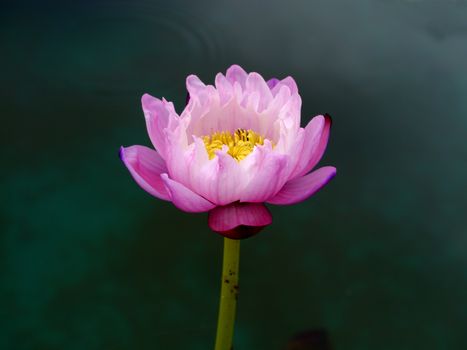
xmin=1 ymin=0 xmax=467 ymax=349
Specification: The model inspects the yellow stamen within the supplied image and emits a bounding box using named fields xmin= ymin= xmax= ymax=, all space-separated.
xmin=202 ymin=129 xmax=266 ymax=161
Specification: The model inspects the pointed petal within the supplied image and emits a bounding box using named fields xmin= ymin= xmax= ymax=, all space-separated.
xmin=267 ymin=78 xmax=280 ymax=90
xmin=268 ymin=76 xmax=299 ymax=97
xmin=226 ymin=64 xmax=248 ymax=88
xmin=142 ymin=94 xmax=178 ymax=160
xmin=119 ymin=145 xmax=171 ymax=201
xmin=215 ymin=73 xmax=234 ymax=105
xmin=245 ymin=72 xmax=273 ymax=112
xmin=266 ymin=166 xmax=336 ymax=205
xmin=290 ymin=114 xmax=332 ymax=179
xmin=208 ymin=202 xmax=272 ymax=239
xmin=186 ymin=74 xmax=208 ymax=103
xmin=183 ymin=76 xmax=220 ymax=136
xmin=275 ymin=76 xmax=298 ymax=95
xmin=160 ymin=173 xmax=215 ymax=213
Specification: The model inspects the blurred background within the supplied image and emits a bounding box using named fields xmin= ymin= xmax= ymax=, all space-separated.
xmin=1 ymin=0 xmax=467 ymax=349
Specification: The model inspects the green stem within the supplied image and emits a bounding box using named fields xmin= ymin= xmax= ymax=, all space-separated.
xmin=214 ymin=238 xmax=240 ymax=350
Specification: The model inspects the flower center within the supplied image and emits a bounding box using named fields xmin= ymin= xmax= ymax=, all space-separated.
xmin=202 ymin=129 xmax=266 ymax=161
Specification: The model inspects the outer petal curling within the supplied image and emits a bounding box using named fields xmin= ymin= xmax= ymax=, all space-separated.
xmin=161 ymin=173 xmax=216 ymax=213
xmin=289 ymin=114 xmax=332 ymax=179
xmin=208 ymin=202 xmax=273 ymax=239
xmin=119 ymin=145 xmax=171 ymax=201
xmin=266 ymin=166 xmax=336 ymax=205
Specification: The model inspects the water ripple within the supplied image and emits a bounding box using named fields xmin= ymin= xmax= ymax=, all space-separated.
xmin=31 ymin=1 xmax=224 ymax=94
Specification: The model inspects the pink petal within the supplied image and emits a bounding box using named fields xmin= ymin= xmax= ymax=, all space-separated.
xmin=183 ymin=76 xmax=222 ymax=136
xmin=142 ymin=94 xmax=178 ymax=160
xmin=266 ymin=166 xmax=336 ymax=205
xmin=268 ymin=76 xmax=299 ymax=97
xmin=274 ymin=76 xmax=298 ymax=95
xmin=239 ymin=142 xmax=289 ymax=203
xmin=208 ymin=202 xmax=272 ymax=239
xmin=160 ymin=173 xmax=216 ymax=213
xmin=267 ymin=78 xmax=280 ymax=90
xmin=225 ymin=64 xmax=248 ymax=88
xmin=245 ymin=72 xmax=273 ymax=112
xmin=188 ymin=143 xmax=244 ymax=206
xmin=273 ymin=121 xmax=305 ymax=178
xmin=289 ymin=114 xmax=332 ymax=179
xmin=163 ymin=124 xmax=190 ymax=186
xmin=260 ymin=85 xmax=301 ymax=134
xmin=186 ymin=75 xmax=209 ymax=104
xmin=215 ymin=73 xmax=234 ymax=105
xmin=119 ymin=145 xmax=171 ymax=201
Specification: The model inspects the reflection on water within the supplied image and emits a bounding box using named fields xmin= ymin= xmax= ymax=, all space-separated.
xmin=4 ymin=1 xmax=224 ymax=94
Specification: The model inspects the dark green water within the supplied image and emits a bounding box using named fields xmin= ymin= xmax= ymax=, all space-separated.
xmin=1 ymin=0 xmax=467 ymax=349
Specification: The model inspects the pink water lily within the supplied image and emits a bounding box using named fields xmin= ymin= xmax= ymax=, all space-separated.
xmin=120 ymin=65 xmax=336 ymax=239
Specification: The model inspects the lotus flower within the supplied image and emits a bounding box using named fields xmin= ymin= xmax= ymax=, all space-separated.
xmin=120 ymin=65 xmax=336 ymax=239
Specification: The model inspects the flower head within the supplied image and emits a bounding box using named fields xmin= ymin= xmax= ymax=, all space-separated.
xmin=120 ymin=65 xmax=336 ymax=239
